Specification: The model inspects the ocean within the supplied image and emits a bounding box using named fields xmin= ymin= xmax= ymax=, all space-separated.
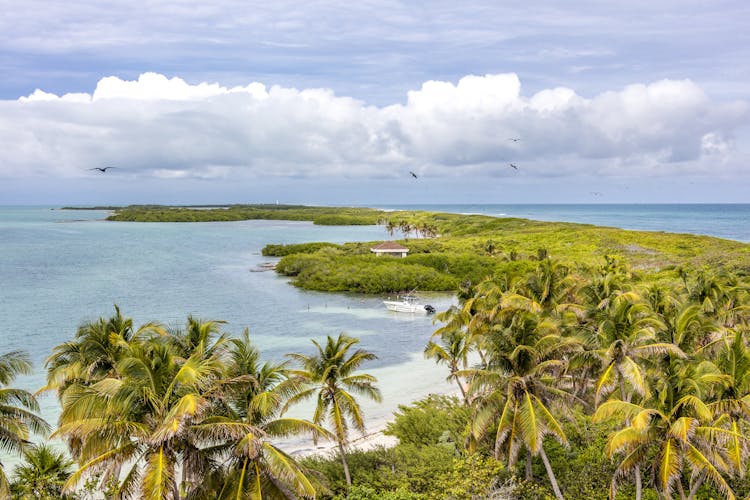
xmin=376 ymin=204 xmax=750 ymax=243
xmin=1 ymin=204 xmax=748 ymax=453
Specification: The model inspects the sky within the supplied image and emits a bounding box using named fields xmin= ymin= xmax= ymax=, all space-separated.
xmin=1 ymin=0 xmax=749 ymax=205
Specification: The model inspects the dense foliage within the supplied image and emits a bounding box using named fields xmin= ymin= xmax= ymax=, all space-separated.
xmin=263 ymin=242 xmax=342 ymax=256
xmin=104 ymin=204 xmax=387 ymax=225
xmin=0 ymin=351 xmax=49 ymax=498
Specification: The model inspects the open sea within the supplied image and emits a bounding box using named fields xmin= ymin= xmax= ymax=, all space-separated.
xmin=1 ymin=204 xmax=748 ymax=454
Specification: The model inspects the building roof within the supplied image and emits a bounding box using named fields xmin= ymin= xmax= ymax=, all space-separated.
xmin=370 ymin=241 xmax=409 ymax=251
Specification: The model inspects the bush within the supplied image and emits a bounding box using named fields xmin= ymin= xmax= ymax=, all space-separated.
xmin=276 ymin=253 xmax=458 ymax=293
xmin=262 ymin=242 xmax=340 ymax=256
xmin=303 ymin=446 xmax=505 ymax=500
xmin=385 ymin=395 xmax=471 ymax=447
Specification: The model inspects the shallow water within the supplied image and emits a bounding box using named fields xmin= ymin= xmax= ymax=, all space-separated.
xmin=0 ymin=206 xmax=455 ymax=443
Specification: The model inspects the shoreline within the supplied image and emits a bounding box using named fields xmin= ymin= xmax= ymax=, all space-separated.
xmin=289 ymin=425 xmax=401 ymax=458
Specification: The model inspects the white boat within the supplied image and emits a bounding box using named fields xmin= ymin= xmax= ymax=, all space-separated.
xmin=383 ymin=295 xmax=436 ymax=314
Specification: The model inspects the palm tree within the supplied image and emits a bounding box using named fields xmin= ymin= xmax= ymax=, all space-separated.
xmin=466 ymin=311 xmax=581 ymax=500
xmin=43 ymin=305 xmax=164 ymax=398
xmin=11 ymin=444 xmax=75 ymax=499
xmin=193 ymin=329 xmax=330 ymax=499
xmin=166 ymin=316 xmax=228 ymax=361
xmin=591 ymin=292 xmax=682 ymax=500
xmin=0 ymin=351 xmax=49 ymax=498
xmin=595 ymin=358 xmax=738 ymax=500
xmin=685 ymin=269 xmax=748 ymax=328
xmin=424 ymin=328 xmax=471 ymax=403
xmin=397 ymin=220 xmax=412 ymax=240
xmin=593 ymin=292 xmax=679 ymax=406
xmin=523 ymin=258 xmax=578 ymax=312
xmin=703 ymin=330 xmax=750 ymax=480
xmin=286 ymin=334 xmax=382 ymax=486
xmin=56 ymin=340 xmax=225 ymax=499
xmin=384 ymin=219 xmax=397 ymax=238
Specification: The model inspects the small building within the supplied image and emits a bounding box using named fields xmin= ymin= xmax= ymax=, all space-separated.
xmin=370 ymin=241 xmax=409 ymax=258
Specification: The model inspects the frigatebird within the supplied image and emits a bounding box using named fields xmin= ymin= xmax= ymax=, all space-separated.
xmin=508 ymin=138 xmax=521 ymax=142
xmin=509 ymin=163 xmax=518 ymax=170
xmin=409 ymin=171 xmax=418 ymax=179
xmin=88 ymin=167 xmax=118 ymax=173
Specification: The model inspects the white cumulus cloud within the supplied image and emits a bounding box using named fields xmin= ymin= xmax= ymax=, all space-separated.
xmin=2 ymin=72 xmax=747 ymax=182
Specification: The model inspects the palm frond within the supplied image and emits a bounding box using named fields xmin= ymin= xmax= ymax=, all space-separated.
xmin=142 ymin=446 xmax=175 ymax=500
xmin=656 ymin=438 xmax=681 ymax=498
xmin=685 ymin=444 xmax=735 ymax=500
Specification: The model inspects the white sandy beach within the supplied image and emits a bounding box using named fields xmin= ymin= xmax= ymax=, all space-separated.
xmin=290 ymin=424 xmax=401 ymax=458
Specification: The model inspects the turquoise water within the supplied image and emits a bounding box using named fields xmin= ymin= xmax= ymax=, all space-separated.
xmin=0 ymin=206 xmax=455 ymax=436
xmin=1 ymin=204 xmax=748 ymax=449
xmin=377 ymin=204 xmax=750 ymax=243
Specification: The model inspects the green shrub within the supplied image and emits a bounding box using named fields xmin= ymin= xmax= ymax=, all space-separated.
xmin=262 ymin=242 xmax=340 ymax=256
xmin=385 ymin=395 xmax=471 ymax=447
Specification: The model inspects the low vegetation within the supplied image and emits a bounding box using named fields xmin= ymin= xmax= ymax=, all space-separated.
xmin=263 ymin=207 xmax=748 ymax=294
xmin=105 ymin=204 xmax=387 ymax=225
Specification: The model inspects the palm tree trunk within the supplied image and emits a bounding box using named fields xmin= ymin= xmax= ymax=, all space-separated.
xmin=525 ymin=450 xmax=533 ymax=481
xmin=618 ymin=376 xmax=641 ymax=500
xmin=618 ymin=372 xmax=630 ymax=402
xmin=539 ymin=447 xmax=564 ymax=500
xmin=687 ymin=471 xmax=706 ymax=500
xmin=452 ymin=373 xmax=468 ymax=403
xmin=338 ymin=441 xmax=352 ymax=486
xmin=676 ymin=478 xmax=687 ymax=500
xmin=635 ymin=466 xmax=642 ymax=500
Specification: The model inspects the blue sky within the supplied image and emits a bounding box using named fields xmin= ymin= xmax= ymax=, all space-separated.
xmin=1 ymin=1 xmax=749 ymax=204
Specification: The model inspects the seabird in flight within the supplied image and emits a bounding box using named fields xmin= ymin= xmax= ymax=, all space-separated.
xmin=88 ymin=167 xmax=118 ymax=173
xmin=508 ymin=163 xmax=518 ymax=170
xmin=409 ymin=171 xmax=418 ymax=179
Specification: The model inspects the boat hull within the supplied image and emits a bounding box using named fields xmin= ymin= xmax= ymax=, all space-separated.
xmin=383 ymin=300 xmax=431 ymax=314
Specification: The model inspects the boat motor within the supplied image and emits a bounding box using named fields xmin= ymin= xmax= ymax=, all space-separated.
xmin=423 ymin=304 xmax=436 ymax=314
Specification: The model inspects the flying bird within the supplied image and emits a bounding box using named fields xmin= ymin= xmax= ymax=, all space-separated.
xmin=409 ymin=171 xmax=418 ymax=179
xmin=88 ymin=167 xmax=118 ymax=172
xmin=508 ymin=138 xmax=521 ymax=142
xmin=508 ymin=163 xmax=518 ymax=170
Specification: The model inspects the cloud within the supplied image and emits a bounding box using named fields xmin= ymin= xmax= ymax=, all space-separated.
xmin=1 ymin=72 xmax=747 ymax=182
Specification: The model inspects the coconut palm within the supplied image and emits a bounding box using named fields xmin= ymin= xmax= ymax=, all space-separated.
xmin=591 ymin=292 xmax=682 ymax=500
xmin=424 ymin=328 xmax=471 ymax=403
xmin=166 ymin=316 xmax=228 ymax=361
xmin=593 ymin=292 xmax=679 ymax=406
xmin=286 ymin=334 xmax=382 ymax=486
xmin=193 ymin=329 xmax=330 ymax=499
xmin=686 ymin=269 xmax=749 ymax=327
xmin=0 ymin=351 xmax=49 ymax=498
xmin=703 ymin=330 xmax=750 ymax=479
xmin=523 ymin=258 xmax=578 ymax=313
xmin=397 ymin=220 xmax=412 ymax=239
xmin=43 ymin=305 xmax=164 ymax=398
xmin=595 ymin=358 xmax=738 ymax=500
xmin=466 ymin=310 xmax=581 ymax=500
xmin=384 ymin=219 xmax=397 ymax=237
xmin=11 ymin=444 xmax=75 ymax=499
xmin=56 ymin=340 xmax=225 ymax=499
xmin=43 ymin=308 xmax=166 ymax=480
